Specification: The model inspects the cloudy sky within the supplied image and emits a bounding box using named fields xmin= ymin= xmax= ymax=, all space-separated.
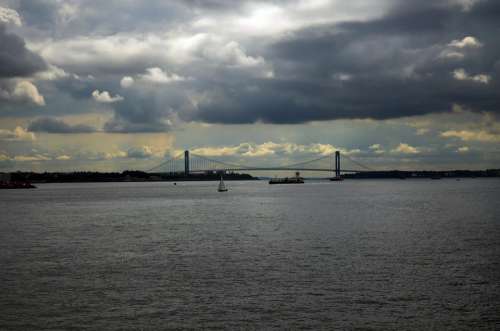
xmin=1 ymin=0 xmax=499 ymax=172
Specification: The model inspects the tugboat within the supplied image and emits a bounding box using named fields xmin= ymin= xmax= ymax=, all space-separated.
xmin=0 ymin=173 xmax=36 ymax=189
xmin=269 ymin=172 xmax=304 ymax=184
xmin=0 ymin=181 xmax=36 ymax=189
xmin=330 ymin=176 xmax=343 ymax=181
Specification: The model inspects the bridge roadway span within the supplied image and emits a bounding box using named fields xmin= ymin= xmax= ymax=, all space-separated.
xmin=147 ymin=150 xmax=372 ymax=174
xmin=189 ymin=167 xmax=364 ymax=173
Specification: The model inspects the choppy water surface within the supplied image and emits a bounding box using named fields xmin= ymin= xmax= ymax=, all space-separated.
xmin=1 ymin=179 xmax=499 ymax=330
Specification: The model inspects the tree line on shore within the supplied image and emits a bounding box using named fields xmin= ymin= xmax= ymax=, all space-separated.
xmin=2 ymin=169 xmax=499 ymax=183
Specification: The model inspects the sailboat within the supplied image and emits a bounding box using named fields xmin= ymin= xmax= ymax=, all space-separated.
xmin=218 ymin=175 xmax=228 ymax=192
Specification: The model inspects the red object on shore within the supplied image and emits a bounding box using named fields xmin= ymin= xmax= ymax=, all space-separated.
xmin=0 ymin=181 xmax=36 ymax=189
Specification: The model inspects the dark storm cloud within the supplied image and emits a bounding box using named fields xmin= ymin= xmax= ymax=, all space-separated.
xmin=103 ymin=119 xmax=170 ymax=133
xmin=103 ymin=96 xmax=173 ymax=133
xmin=17 ymin=0 xmax=58 ymax=30
xmin=180 ymin=0 xmax=240 ymax=10
xmin=8 ymin=0 xmax=499 ymax=128
xmin=14 ymin=0 xmax=190 ymax=37
xmin=187 ymin=0 xmax=500 ymax=124
xmin=207 ymin=78 xmax=496 ymax=124
xmin=102 ymin=83 xmax=194 ymax=133
xmin=0 ymin=24 xmax=46 ymax=77
xmin=179 ymin=0 xmax=289 ymax=11
xmin=28 ymin=117 xmax=97 ymax=134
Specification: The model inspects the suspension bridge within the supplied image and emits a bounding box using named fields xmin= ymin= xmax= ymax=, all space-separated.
xmin=146 ymin=150 xmax=374 ymax=177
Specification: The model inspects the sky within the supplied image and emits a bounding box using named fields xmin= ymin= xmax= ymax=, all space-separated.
xmin=0 ymin=0 xmax=499 ymax=172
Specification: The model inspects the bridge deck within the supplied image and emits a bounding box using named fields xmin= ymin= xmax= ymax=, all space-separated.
xmin=153 ymin=168 xmax=366 ymax=173
xmin=146 ymin=150 xmax=373 ymax=173
xmin=217 ymin=168 xmax=362 ymax=172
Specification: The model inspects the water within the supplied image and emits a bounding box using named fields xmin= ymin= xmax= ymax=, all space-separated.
xmin=1 ymin=179 xmax=499 ymax=330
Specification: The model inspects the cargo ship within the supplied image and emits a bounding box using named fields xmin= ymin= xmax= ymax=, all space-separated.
xmin=269 ymin=172 xmax=304 ymax=184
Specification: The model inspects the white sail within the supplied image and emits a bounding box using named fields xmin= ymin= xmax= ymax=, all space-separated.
xmin=218 ymin=176 xmax=228 ymax=192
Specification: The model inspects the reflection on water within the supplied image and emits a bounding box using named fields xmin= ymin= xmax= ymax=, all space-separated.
xmin=1 ymin=179 xmax=499 ymax=329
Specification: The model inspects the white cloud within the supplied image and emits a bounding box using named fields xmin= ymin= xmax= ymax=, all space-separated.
xmin=120 ymin=76 xmax=134 ymax=88
xmin=191 ymin=144 xmax=248 ymax=157
xmin=139 ymin=67 xmax=185 ymax=84
xmin=14 ymin=154 xmax=51 ymax=162
xmin=12 ymin=81 xmax=46 ymax=106
xmin=35 ymin=33 xmax=268 ymax=73
xmin=438 ymin=50 xmax=464 ymax=60
xmin=203 ymin=40 xmax=264 ymax=67
xmin=333 ymin=73 xmax=353 ymax=81
xmin=416 ymin=128 xmax=430 ymax=135
xmin=166 ymin=33 xmax=266 ymax=68
xmin=0 ymin=126 xmax=36 ymax=141
xmin=57 ymin=3 xmax=79 ymax=25
xmin=103 ymin=150 xmax=127 ymax=160
xmin=0 ymin=6 xmax=21 ymax=26
xmin=232 ymin=4 xmax=291 ymax=37
xmin=92 ymin=90 xmax=124 ymax=103
xmin=369 ymin=144 xmax=384 ymax=154
xmin=191 ymin=141 xmax=357 ymax=158
xmin=453 ymin=69 xmax=490 ymax=84
xmin=0 ymin=153 xmax=10 ymax=161
xmin=438 ymin=36 xmax=482 ymax=61
xmin=391 ymin=143 xmax=420 ymax=154
xmin=241 ymin=142 xmax=280 ymax=157
xmin=35 ymin=35 xmax=162 ymax=72
xmin=214 ymin=1 xmax=388 ymax=38
xmin=453 ymin=68 xmax=468 ymax=80
xmin=127 ymin=146 xmax=155 ymax=158
xmin=451 ymin=0 xmax=481 ymax=11
xmin=457 ymin=146 xmax=469 ymax=153
xmin=35 ymin=64 xmax=69 ymax=81
xmin=449 ymin=36 xmax=482 ymax=48
xmin=441 ymin=130 xmax=500 ymax=143
xmin=1 ymin=81 xmax=46 ymax=106
xmin=471 ymin=74 xmax=490 ymax=84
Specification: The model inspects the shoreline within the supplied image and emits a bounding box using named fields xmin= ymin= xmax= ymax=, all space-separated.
xmin=1 ymin=169 xmax=499 ymax=185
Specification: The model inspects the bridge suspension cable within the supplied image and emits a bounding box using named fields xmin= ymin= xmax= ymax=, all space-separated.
xmin=280 ymin=153 xmax=334 ymax=170
xmin=190 ymin=153 xmax=260 ymax=171
xmin=146 ymin=149 xmax=375 ymax=174
xmin=342 ymin=154 xmax=375 ymax=171
xmin=146 ymin=152 xmax=184 ymax=173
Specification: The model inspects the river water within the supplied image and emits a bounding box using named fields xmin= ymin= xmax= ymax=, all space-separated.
xmin=1 ymin=179 xmax=499 ymax=330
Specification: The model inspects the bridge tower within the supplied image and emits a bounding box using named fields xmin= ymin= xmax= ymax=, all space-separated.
xmin=335 ymin=151 xmax=340 ymax=177
xmin=184 ymin=150 xmax=190 ymax=176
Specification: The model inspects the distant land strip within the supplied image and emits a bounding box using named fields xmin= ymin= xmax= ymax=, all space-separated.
xmin=1 ymin=169 xmax=499 ymax=183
